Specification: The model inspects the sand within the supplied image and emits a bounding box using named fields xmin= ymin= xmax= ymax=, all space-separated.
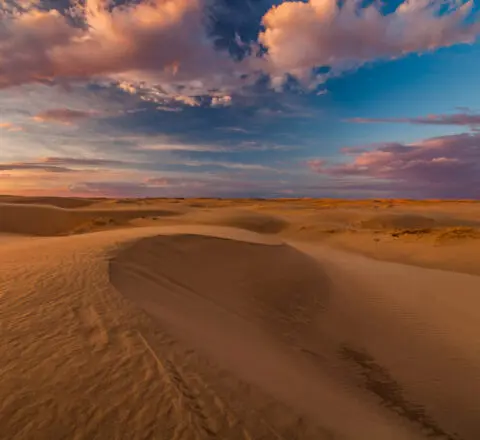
xmin=1 ymin=197 xmax=480 ymax=439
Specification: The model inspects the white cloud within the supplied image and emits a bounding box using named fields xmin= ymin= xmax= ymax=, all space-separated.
xmin=259 ymin=0 xmax=479 ymax=85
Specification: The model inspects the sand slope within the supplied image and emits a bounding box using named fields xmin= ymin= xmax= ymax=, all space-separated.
xmin=180 ymin=208 xmax=289 ymax=233
xmin=0 ymin=203 xmax=184 ymax=235
xmin=295 ymin=242 xmax=480 ymax=440
xmin=0 ymin=195 xmax=100 ymax=208
xmin=2 ymin=222 xmax=480 ymax=439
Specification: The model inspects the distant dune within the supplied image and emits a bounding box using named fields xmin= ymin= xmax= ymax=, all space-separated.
xmin=0 ymin=195 xmax=100 ymax=208
xmin=180 ymin=208 xmax=289 ymax=233
xmin=0 ymin=202 xmax=184 ymax=236
xmin=1 ymin=197 xmax=480 ymax=439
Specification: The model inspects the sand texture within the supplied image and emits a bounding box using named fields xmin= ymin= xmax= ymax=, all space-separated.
xmin=1 ymin=197 xmax=480 ymax=439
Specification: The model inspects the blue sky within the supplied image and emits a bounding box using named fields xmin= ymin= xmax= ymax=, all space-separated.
xmin=1 ymin=0 xmax=479 ymax=198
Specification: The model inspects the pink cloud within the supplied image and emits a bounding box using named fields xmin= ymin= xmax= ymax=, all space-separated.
xmin=348 ymin=113 xmax=480 ymax=127
xmin=33 ymin=109 xmax=94 ymax=124
xmin=306 ymin=159 xmax=327 ymax=172
xmin=259 ymin=0 xmax=479 ymax=84
xmin=308 ymin=133 xmax=480 ymax=198
xmin=0 ymin=0 xmax=236 ymax=91
xmin=339 ymin=146 xmax=369 ymax=155
xmin=0 ymin=122 xmax=23 ymax=131
xmin=1 ymin=1 xmax=479 ymax=93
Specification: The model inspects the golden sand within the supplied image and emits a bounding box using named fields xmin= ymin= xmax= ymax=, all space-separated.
xmin=1 ymin=197 xmax=480 ymax=439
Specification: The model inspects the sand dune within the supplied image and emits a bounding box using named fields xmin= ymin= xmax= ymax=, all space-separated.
xmin=0 ymin=202 xmax=284 ymax=236
xmin=180 ymin=208 xmax=289 ymax=234
xmin=360 ymin=213 xmax=480 ymax=230
xmin=0 ymin=195 xmax=100 ymax=208
xmin=1 ymin=197 xmax=480 ymax=439
xmin=0 ymin=226 xmax=419 ymax=439
xmin=360 ymin=213 xmax=437 ymax=230
xmin=0 ymin=203 xmax=184 ymax=236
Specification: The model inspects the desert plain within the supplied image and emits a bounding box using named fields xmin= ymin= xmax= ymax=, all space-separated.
xmin=1 ymin=196 xmax=480 ymax=440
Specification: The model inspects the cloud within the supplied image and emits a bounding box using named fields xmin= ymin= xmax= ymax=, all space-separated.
xmin=0 ymin=0 xmax=239 ymax=92
xmin=306 ymin=159 xmax=328 ymax=172
xmin=0 ymin=161 xmax=76 ymax=173
xmin=211 ymin=95 xmax=232 ymax=107
xmin=42 ymin=156 xmax=127 ymax=167
xmin=0 ymin=121 xmax=22 ymax=131
xmin=339 ymin=146 xmax=368 ymax=155
xmin=1 ymin=0 xmax=478 ymax=94
xmin=0 ymin=153 xmax=277 ymax=180
xmin=259 ymin=0 xmax=479 ymax=85
xmin=133 ymin=141 xmax=285 ymax=153
xmin=67 ymin=180 xmax=154 ymax=197
xmin=67 ymin=173 xmax=283 ymax=197
xmin=171 ymin=95 xmax=202 ymax=107
xmin=33 ymin=108 xmax=94 ymax=124
xmin=308 ymin=132 xmax=480 ymax=198
xmin=156 ymin=106 xmax=183 ymax=113
xmin=217 ymin=126 xmax=251 ymax=133
xmin=348 ymin=113 xmax=480 ymax=127
xmin=135 ymin=144 xmax=225 ymax=153
xmin=117 ymin=80 xmax=234 ymax=108
xmin=67 ymin=176 xmax=214 ymax=197
xmin=0 ymin=156 xmax=130 ymax=173
xmin=175 ymin=159 xmax=274 ymax=171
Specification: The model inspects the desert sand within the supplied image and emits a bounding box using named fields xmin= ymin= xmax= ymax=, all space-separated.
xmin=1 ymin=197 xmax=480 ymax=439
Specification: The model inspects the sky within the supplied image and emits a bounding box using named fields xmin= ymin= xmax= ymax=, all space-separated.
xmin=1 ymin=0 xmax=480 ymax=199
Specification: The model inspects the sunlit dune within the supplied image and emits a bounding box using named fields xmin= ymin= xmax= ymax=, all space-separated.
xmin=1 ymin=197 xmax=480 ymax=439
